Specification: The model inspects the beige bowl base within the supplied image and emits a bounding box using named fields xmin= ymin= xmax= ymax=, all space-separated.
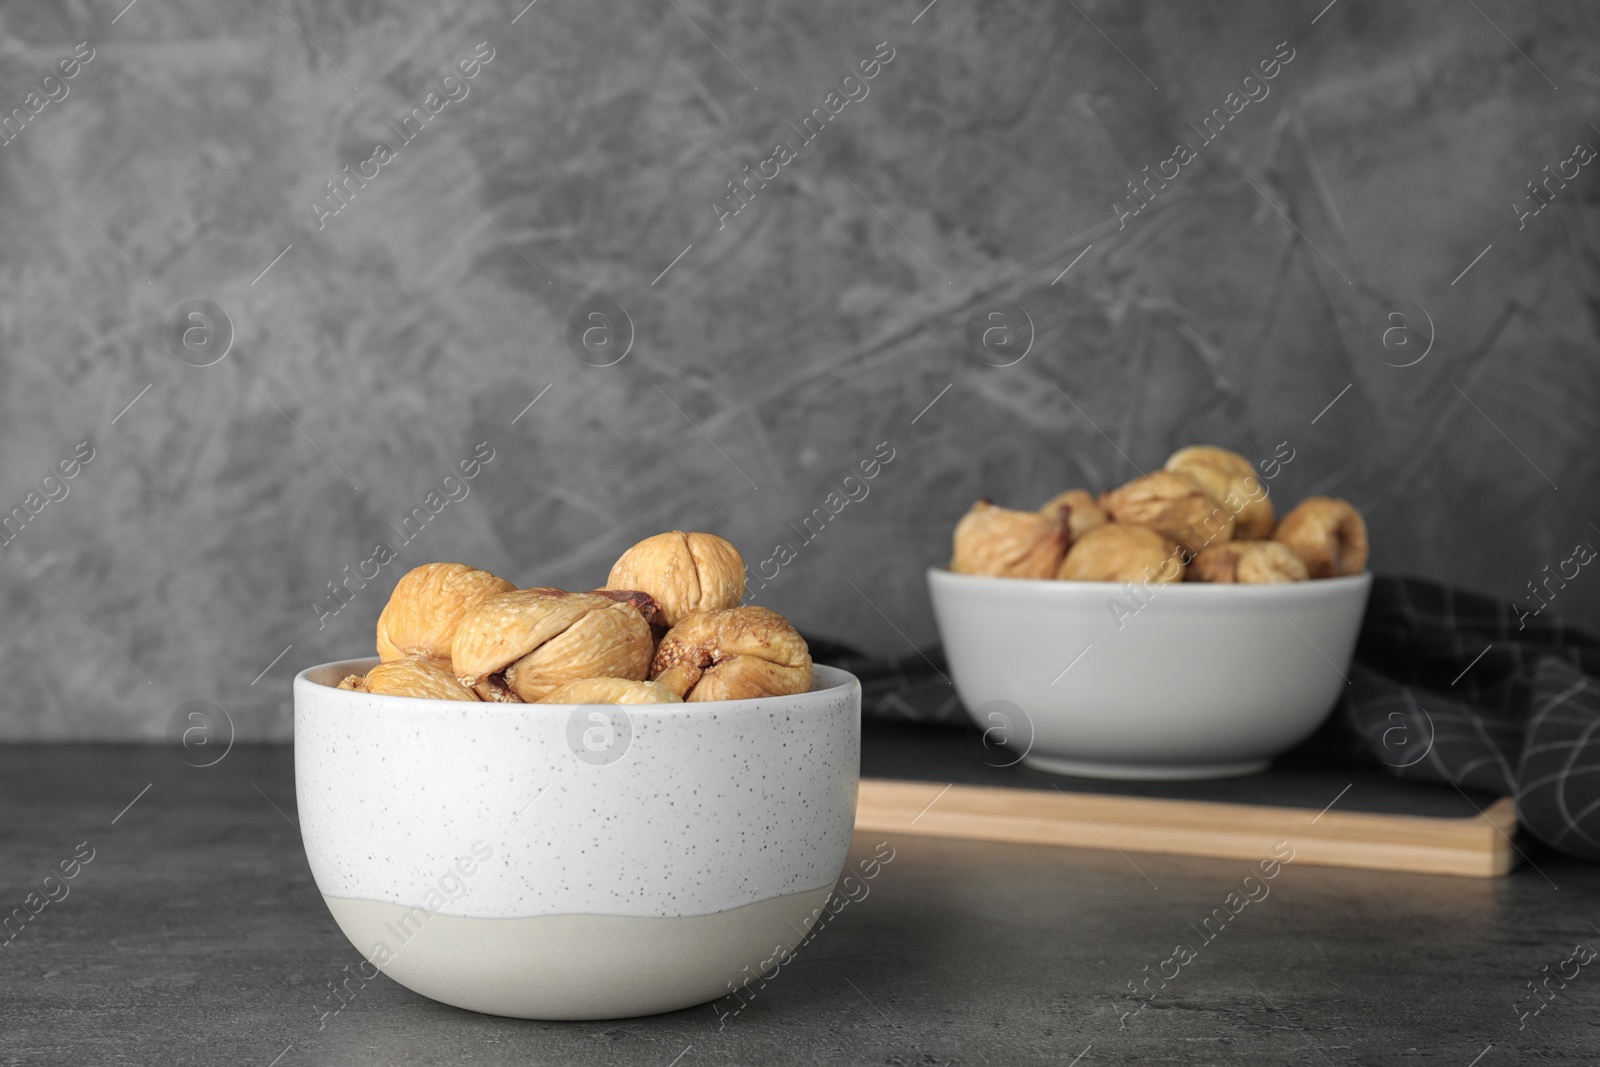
xmin=322 ymin=886 xmax=833 ymax=1020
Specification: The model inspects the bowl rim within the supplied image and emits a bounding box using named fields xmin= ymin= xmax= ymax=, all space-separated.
xmin=927 ymin=566 xmax=1373 ymax=600
xmin=294 ymin=658 xmax=861 ymax=714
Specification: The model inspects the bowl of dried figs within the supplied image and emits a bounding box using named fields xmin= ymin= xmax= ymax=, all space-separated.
xmin=928 ymin=446 xmax=1373 ymax=780
xmin=294 ymin=532 xmax=860 ymax=1020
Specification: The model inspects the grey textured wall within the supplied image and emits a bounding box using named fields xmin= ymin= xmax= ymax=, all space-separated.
xmin=1 ymin=0 xmax=1595 ymax=740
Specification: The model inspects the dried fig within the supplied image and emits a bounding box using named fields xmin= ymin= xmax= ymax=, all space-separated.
xmin=1057 ymin=524 xmax=1184 ymax=583
xmin=950 ymin=500 xmax=1069 ymax=578
xmin=649 ymin=606 xmax=812 ymax=702
xmin=1165 ymin=445 xmax=1275 ymax=540
xmin=539 ymin=678 xmax=683 ymax=705
xmin=606 ymin=532 xmax=746 ymax=628
xmin=1274 ymin=497 xmax=1369 ymax=578
xmin=352 ymin=660 xmax=479 ymax=701
xmin=1188 ymin=541 xmax=1309 ymax=584
xmin=474 ymin=675 xmax=523 ymax=703
xmin=452 ymin=588 xmax=653 ymax=702
xmin=1040 ymin=489 xmax=1109 ymax=542
xmin=586 ymin=588 xmax=666 ymax=633
xmin=376 ymin=563 xmax=516 ymax=670
xmin=1100 ymin=470 xmax=1234 ymax=555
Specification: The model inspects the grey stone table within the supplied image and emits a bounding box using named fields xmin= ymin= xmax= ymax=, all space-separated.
xmin=2 ymin=744 xmax=1598 ymax=1066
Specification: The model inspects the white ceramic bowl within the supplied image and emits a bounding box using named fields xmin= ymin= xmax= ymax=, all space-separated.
xmin=927 ymin=569 xmax=1372 ymax=780
xmin=293 ymin=659 xmax=860 ymax=1020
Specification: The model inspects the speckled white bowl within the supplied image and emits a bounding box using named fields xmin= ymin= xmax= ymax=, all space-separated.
xmin=293 ymin=658 xmax=860 ymax=1020
xmin=928 ymin=568 xmax=1371 ymax=780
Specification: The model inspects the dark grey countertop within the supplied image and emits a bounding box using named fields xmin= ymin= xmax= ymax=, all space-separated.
xmin=2 ymin=744 xmax=1598 ymax=1066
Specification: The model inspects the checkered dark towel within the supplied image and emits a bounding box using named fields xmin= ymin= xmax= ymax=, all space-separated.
xmin=815 ymin=575 xmax=1600 ymax=861
xmin=1343 ymin=576 xmax=1600 ymax=861
xmin=806 ymin=638 xmax=969 ymax=727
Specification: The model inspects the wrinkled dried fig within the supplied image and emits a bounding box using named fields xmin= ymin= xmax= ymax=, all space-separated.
xmin=606 ymin=532 xmax=746 ymax=628
xmin=452 ymin=588 xmax=653 ymax=702
xmin=376 ymin=563 xmax=516 ymax=670
xmin=1100 ymin=470 xmax=1233 ymax=555
xmin=1165 ymin=446 xmax=1275 ymax=540
xmin=586 ymin=588 xmax=666 ymax=633
xmin=1188 ymin=541 xmax=1309 ymax=584
xmin=1274 ymin=497 xmax=1369 ymax=578
xmin=539 ymin=678 xmax=683 ymax=705
xmin=650 ymin=606 xmax=812 ymax=702
xmin=1057 ymin=524 xmax=1184 ymax=583
xmin=950 ymin=500 xmax=1069 ymax=578
xmin=1040 ymin=489 xmax=1109 ymax=542
xmin=347 ymin=660 xmax=479 ymax=701
xmin=474 ymin=675 xmax=523 ymax=703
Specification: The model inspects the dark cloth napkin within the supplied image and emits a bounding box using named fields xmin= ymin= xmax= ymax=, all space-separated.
xmin=1343 ymin=576 xmax=1600 ymax=861
xmin=812 ymin=575 xmax=1600 ymax=861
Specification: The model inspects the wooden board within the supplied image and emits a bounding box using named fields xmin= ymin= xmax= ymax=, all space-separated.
xmin=853 ymin=723 xmax=1520 ymax=878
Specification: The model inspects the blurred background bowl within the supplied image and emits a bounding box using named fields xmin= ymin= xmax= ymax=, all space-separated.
xmin=294 ymin=659 xmax=860 ymax=1020
xmin=927 ymin=569 xmax=1372 ymax=780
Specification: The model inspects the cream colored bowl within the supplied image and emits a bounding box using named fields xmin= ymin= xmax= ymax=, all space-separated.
xmin=927 ymin=569 xmax=1371 ymax=780
xmin=293 ymin=659 xmax=860 ymax=1020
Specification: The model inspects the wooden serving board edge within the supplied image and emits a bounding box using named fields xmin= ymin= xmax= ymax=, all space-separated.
xmin=855 ymin=778 xmax=1520 ymax=878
